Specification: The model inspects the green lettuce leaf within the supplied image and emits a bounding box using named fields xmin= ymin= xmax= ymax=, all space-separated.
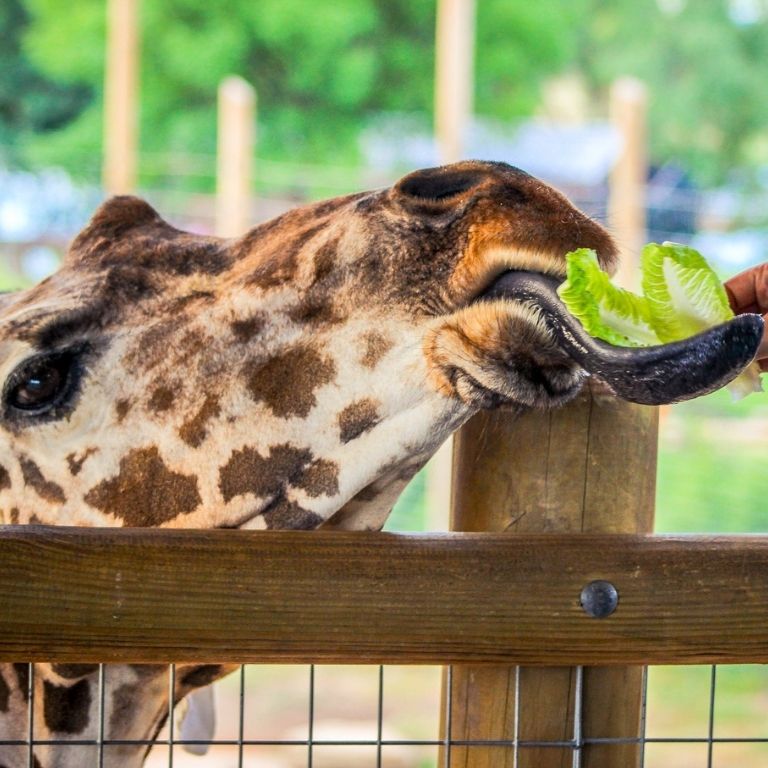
xmin=557 ymin=244 xmax=763 ymax=400
xmin=556 ymin=248 xmax=659 ymax=347
xmin=641 ymin=242 xmax=733 ymax=342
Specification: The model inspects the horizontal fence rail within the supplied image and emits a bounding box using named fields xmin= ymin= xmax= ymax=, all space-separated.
xmin=2 ymin=526 xmax=768 ymax=666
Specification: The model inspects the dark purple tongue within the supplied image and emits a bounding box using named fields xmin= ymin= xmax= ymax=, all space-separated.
xmin=482 ymin=271 xmax=764 ymax=405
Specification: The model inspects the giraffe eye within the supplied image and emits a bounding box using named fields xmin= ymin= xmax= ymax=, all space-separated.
xmin=5 ymin=351 xmax=81 ymax=415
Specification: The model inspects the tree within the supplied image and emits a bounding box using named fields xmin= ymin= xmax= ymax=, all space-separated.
xmin=0 ymin=0 xmax=92 ymax=165
xmin=18 ymin=0 xmax=572 ymax=186
xmin=17 ymin=0 xmax=768 ymax=186
xmin=573 ymin=0 xmax=768 ymax=183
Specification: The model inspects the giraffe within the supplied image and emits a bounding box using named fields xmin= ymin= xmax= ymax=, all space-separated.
xmin=0 ymin=161 xmax=761 ymax=768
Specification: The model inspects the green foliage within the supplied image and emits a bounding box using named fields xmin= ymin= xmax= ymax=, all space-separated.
xmin=13 ymin=0 xmax=576 ymax=183
xmin=574 ymin=0 xmax=768 ymax=183
xmin=475 ymin=0 xmax=581 ymax=118
xmin=7 ymin=0 xmax=768 ymax=185
xmin=0 ymin=0 xmax=92 ymax=164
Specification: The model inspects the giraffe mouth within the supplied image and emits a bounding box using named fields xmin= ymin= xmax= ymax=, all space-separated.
xmin=480 ymin=270 xmax=764 ymax=405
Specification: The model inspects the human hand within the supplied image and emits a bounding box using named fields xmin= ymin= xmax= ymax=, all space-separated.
xmin=724 ymin=262 xmax=768 ymax=370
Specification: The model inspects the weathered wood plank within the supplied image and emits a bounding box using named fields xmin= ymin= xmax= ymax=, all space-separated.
xmin=1 ymin=527 xmax=767 ymax=665
xmin=443 ymin=386 xmax=657 ymax=767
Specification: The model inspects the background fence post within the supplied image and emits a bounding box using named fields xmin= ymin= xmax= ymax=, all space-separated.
xmin=440 ymin=382 xmax=658 ymax=767
xmin=216 ymin=76 xmax=256 ymax=238
xmin=608 ymin=77 xmax=648 ymax=291
xmin=434 ymin=0 xmax=475 ymax=165
xmin=103 ymin=0 xmax=140 ymax=194
xmin=426 ymin=0 xmax=477 ymax=531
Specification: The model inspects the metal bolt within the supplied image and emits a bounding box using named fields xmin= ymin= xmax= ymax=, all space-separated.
xmin=580 ymin=580 xmax=619 ymax=618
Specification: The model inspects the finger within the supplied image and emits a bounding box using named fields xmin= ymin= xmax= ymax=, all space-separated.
xmin=725 ymin=263 xmax=768 ymax=315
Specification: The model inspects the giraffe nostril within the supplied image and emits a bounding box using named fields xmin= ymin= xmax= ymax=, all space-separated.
xmin=396 ymin=166 xmax=485 ymax=203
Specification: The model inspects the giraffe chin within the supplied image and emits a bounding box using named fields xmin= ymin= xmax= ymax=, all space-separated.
xmin=481 ymin=270 xmax=764 ymax=406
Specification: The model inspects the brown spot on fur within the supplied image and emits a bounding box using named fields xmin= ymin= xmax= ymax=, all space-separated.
xmin=245 ymin=250 xmax=298 ymax=289
xmin=219 ymin=444 xmax=337 ymax=504
xmin=287 ymin=297 xmax=341 ymax=325
xmin=148 ymin=385 xmax=176 ymax=413
xmin=66 ymin=448 xmax=97 ymax=476
xmin=285 ymin=236 xmax=345 ymax=326
xmin=9 ymin=508 xmax=19 ymax=524
xmin=312 ymin=238 xmax=338 ymax=282
xmin=352 ymin=482 xmax=383 ymax=502
xmin=12 ymin=664 xmax=28 ymax=701
xmin=19 ymin=457 xmax=66 ymax=504
xmin=171 ymin=328 xmax=209 ymax=373
xmin=295 ymin=458 xmax=339 ymax=497
xmin=43 ymin=679 xmax=91 ymax=734
xmin=109 ymin=681 xmax=142 ymax=737
xmin=131 ymin=315 xmax=186 ymax=371
xmin=230 ymin=314 xmax=265 ymax=343
xmin=0 ymin=464 xmax=10 ymax=491
xmin=0 ymin=670 xmax=9 ymax=712
xmin=219 ymin=444 xmax=308 ymax=503
xmin=338 ymin=399 xmax=381 ymax=443
xmin=179 ymin=665 xmax=223 ymax=689
xmin=84 ymin=447 xmax=201 ymax=526
xmin=116 ymin=398 xmax=131 ymax=422
xmin=179 ymin=394 xmax=221 ymax=447
xmin=245 ymin=345 xmax=335 ymax=418
xmin=360 ymin=331 xmax=393 ymax=368
xmin=263 ymin=498 xmax=322 ymax=530
xmin=51 ymin=664 xmax=98 ymax=680
xmin=243 ymin=220 xmax=328 ymax=289
xmin=169 ymin=291 xmax=215 ymax=312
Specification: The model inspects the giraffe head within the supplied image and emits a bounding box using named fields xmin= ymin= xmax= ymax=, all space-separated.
xmin=0 ymin=160 xmax=757 ymax=534
xmin=0 ymin=161 xmax=760 ymax=766
xmin=0 ymin=161 xmax=626 ymax=534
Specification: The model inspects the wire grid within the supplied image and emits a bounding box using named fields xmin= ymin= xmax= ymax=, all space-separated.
xmin=9 ymin=663 xmax=768 ymax=767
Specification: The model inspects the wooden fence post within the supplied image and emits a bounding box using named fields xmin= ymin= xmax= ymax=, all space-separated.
xmin=608 ymin=77 xmax=648 ymax=291
xmin=441 ymin=382 xmax=658 ymax=767
xmin=216 ymin=76 xmax=256 ymax=238
xmin=103 ymin=0 xmax=140 ymax=194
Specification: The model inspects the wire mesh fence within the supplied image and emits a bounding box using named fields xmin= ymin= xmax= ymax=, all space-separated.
xmin=7 ymin=662 xmax=768 ymax=767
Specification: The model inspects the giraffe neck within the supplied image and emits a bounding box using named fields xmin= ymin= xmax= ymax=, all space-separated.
xmin=0 ymin=663 xmax=233 ymax=768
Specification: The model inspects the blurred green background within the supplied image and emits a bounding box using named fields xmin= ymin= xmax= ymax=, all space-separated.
xmin=3 ymin=1 xmax=768 ymax=766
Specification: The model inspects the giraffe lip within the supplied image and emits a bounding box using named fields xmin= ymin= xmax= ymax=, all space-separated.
xmin=481 ymin=270 xmax=764 ymax=405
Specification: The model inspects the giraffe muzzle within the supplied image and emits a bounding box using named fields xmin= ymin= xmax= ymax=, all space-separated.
xmin=481 ymin=270 xmax=764 ymax=405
